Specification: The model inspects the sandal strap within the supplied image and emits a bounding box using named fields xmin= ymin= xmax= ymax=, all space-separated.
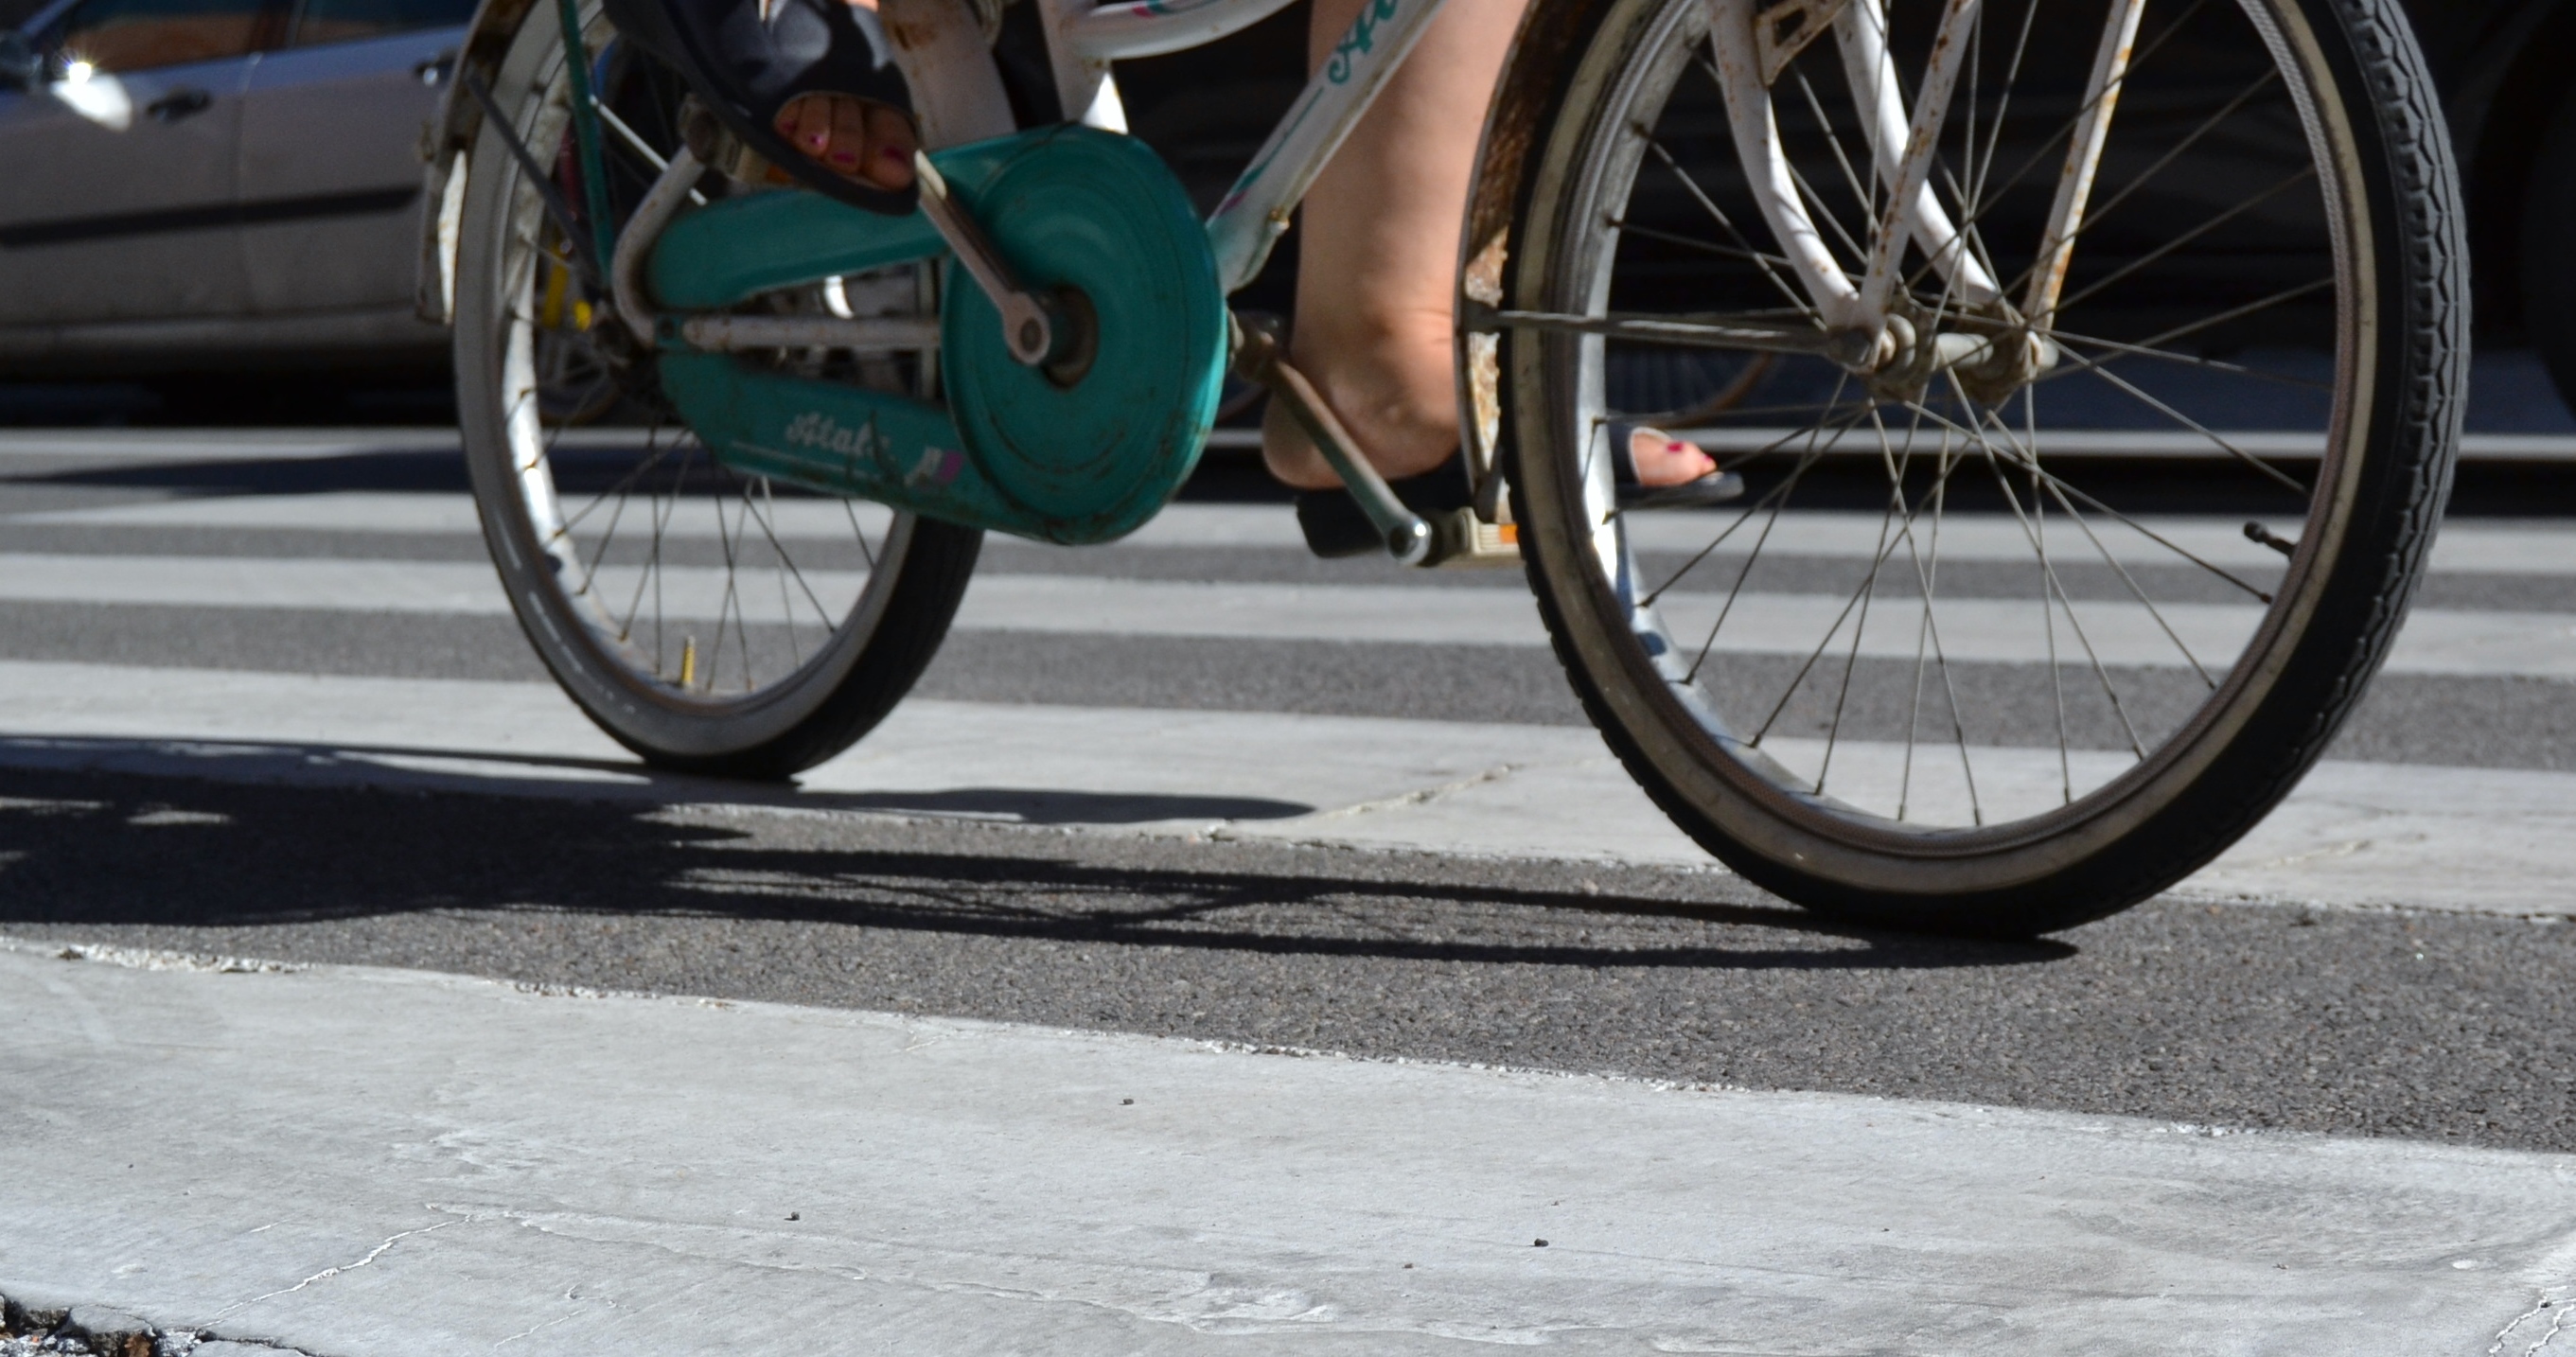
xmin=603 ymin=0 xmax=919 ymax=216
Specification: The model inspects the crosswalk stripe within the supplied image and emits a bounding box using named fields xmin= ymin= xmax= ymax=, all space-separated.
xmin=0 ymin=552 xmax=2567 ymax=678
xmin=0 ymin=658 xmax=2563 ymax=916
xmin=22 ymin=493 xmax=2572 ymax=575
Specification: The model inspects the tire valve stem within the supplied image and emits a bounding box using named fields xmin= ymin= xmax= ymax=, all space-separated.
xmin=679 ymin=635 xmax=698 ymax=690
xmin=2244 ymin=521 xmax=2298 ymax=558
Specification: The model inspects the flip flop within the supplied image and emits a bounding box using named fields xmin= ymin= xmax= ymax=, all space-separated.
xmin=1609 ymin=422 xmax=1743 ymax=510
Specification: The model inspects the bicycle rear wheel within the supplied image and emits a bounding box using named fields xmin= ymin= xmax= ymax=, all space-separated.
xmin=1486 ymin=0 xmax=2464 ymax=932
xmin=452 ymin=0 xmax=981 ymax=779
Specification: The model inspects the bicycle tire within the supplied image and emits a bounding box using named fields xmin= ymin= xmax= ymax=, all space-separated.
xmin=453 ymin=0 xmax=982 ymax=780
xmin=1484 ymin=0 xmax=2465 ymax=933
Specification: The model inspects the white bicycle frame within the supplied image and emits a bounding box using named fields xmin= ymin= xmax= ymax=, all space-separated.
xmin=1027 ymin=0 xmax=1456 ymax=292
xmin=1697 ymin=0 xmax=2146 ymax=340
xmin=1018 ymin=0 xmax=2144 ymax=343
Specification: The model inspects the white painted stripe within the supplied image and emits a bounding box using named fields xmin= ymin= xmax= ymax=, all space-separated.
xmin=0 ymin=658 xmax=2570 ymax=915
xmin=0 ymin=428 xmax=635 ymax=461
xmin=14 ymin=948 xmax=2567 ymax=1357
xmin=6 ymin=425 xmax=2565 ymax=460
xmin=16 ymin=490 xmax=896 ymax=540
xmin=0 ymin=553 xmax=2566 ymax=678
xmin=1674 ymin=427 xmax=2576 ymax=462
xmin=20 ymin=494 xmax=2571 ymax=577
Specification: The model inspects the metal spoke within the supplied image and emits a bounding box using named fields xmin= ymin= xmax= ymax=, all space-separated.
xmin=739 ymin=477 xmax=842 ymax=632
xmin=1894 ymin=395 xmax=2276 ymax=601
xmin=2047 ymin=329 xmax=2337 ymax=392
xmin=2118 ymin=275 xmax=2337 ymax=357
xmin=1743 ymin=447 xmax=1982 ymax=748
xmin=2066 ymin=352 xmax=2309 ymax=494
xmin=2025 ymin=388 xmax=2072 ymax=802
xmin=2061 ymin=69 xmax=2283 ymax=248
xmin=1642 ymin=397 xmax=1877 ymax=604
xmin=1950 ymin=388 xmax=2147 ymax=758
xmin=2050 ymin=166 xmax=2317 ymax=317
xmin=1970 ymin=386 xmax=2222 ymax=686
xmin=1609 ymin=219 xmax=1801 ymax=272
xmin=1923 ymin=0 xmax=2223 ymax=275
xmin=1643 ymin=120 xmax=1825 ymax=322
xmin=842 ymin=497 xmax=878 ymax=571
xmin=1678 ymin=390 xmax=1863 ymax=685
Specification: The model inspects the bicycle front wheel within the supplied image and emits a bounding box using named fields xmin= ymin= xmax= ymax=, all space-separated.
xmin=1487 ymin=0 xmax=2464 ymax=932
xmin=451 ymin=0 xmax=981 ymax=779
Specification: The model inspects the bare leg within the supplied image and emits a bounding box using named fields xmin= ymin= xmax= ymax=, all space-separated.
xmin=1267 ymin=0 xmax=1717 ymax=493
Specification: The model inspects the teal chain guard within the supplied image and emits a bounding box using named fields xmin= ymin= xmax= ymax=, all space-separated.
xmin=646 ymin=126 xmax=1227 ymax=546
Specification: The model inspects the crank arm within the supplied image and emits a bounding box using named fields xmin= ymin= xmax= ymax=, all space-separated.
xmin=1232 ymin=315 xmax=1433 ymax=565
xmin=911 ymin=150 xmax=1055 ymax=367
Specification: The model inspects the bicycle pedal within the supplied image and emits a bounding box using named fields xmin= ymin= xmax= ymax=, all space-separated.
xmin=1422 ymin=507 xmax=1521 ymax=569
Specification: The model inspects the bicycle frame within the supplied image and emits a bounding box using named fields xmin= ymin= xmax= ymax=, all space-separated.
xmin=1044 ymin=0 xmax=2148 ymax=347
xmin=1034 ymin=0 xmax=1456 ymax=292
xmin=1698 ymin=0 xmax=2140 ymax=343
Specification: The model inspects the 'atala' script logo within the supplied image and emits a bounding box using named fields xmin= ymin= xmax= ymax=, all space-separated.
xmin=784 ymin=411 xmax=891 ymax=461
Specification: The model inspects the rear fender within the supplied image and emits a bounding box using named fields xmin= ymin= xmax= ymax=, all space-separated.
xmin=413 ymin=0 xmax=549 ymax=325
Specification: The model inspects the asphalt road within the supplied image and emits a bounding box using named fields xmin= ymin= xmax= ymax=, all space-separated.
xmin=3 ymin=432 xmax=2573 ymax=1154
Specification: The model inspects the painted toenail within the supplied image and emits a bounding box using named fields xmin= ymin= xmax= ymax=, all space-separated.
xmin=828 ymin=150 xmax=856 ymax=167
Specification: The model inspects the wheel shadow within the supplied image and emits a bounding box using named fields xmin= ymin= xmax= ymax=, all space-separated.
xmin=0 ymin=736 xmax=1314 ymax=825
xmin=0 ymin=745 xmax=2077 ymax=976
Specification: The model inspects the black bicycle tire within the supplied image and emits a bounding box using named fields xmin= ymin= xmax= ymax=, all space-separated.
xmin=454 ymin=0 xmax=984 ymax=783
xmin=1491 ymin=0 xmax=2466 ymax=935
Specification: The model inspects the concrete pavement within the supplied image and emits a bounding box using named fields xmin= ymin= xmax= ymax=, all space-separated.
xmin=9 ymin=939 xmax=2576 ymax=1356
xmin=9 ymin=429 xmax=2576 ymax=1353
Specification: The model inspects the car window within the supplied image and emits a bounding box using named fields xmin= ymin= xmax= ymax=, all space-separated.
xmin=44 ymin=0 xmax=276 ymax=72
xmin=285 ymin=0 xmax=469 ymax=47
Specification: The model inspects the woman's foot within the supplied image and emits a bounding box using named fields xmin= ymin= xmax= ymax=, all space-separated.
xmin=1621 ymin=425 xmax=1719 ymax=485
xmin=1259 ymin=310 xmax=1462 ymax=491
xmin=1260 ymin=335 xmax=1726 ymax=495
xmin=770 ymin=91 xmax=916 ymax=193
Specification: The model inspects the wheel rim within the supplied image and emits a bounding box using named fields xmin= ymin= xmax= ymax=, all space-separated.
xmin=473 ymin=12 xmax=940 ymax=736
xmin=1518 ymin=0 xmax=2372 ymax=852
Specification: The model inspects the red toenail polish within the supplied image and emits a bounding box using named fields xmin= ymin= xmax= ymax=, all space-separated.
xmin=1667 ymin=440 xmax=1689 ymax=452
xmin=829 ymin=151 xmax=856 ymax=167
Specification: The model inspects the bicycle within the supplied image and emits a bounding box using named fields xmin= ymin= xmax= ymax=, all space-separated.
xmin=422 ymin=0 xmax=2465 ymax=934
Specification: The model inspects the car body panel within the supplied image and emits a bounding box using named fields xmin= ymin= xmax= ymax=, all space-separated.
xmin=0 ymin=50 xmax=255 ymax=326
xmin=238 ymin=25 xmax=458 ymax=313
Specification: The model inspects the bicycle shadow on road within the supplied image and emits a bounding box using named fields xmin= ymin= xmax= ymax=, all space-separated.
xmin=0 ymin=735 xmax=1315 ymax=825
xmin=0 ymin=742 xmax=2078 ymax=980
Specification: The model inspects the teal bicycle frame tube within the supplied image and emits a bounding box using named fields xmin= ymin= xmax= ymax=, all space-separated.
xmin=556 ymin=0 xmax=618 ymax=275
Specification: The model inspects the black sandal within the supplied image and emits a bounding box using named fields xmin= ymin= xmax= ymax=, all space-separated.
xmin=1262 ymin=394 xmax=1477 ymax=559
xmin=1293 ymin=463 xmax=1474 ymax=559
xmin=1608 ymin=422 xmax=1743 ymax=510
xmin=601 ymin=0 xmax=918 ymax=215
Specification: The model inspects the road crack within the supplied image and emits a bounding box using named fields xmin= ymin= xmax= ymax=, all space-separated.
xmin=2492 ymin=1287 xmax=2576 ymax=1355
xmin=210 ymin=1219 xmax=463 ymax=1321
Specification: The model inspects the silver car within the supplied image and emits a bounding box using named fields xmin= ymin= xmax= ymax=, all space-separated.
xmin=0 ymin=0 xmax=468 ymax=373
